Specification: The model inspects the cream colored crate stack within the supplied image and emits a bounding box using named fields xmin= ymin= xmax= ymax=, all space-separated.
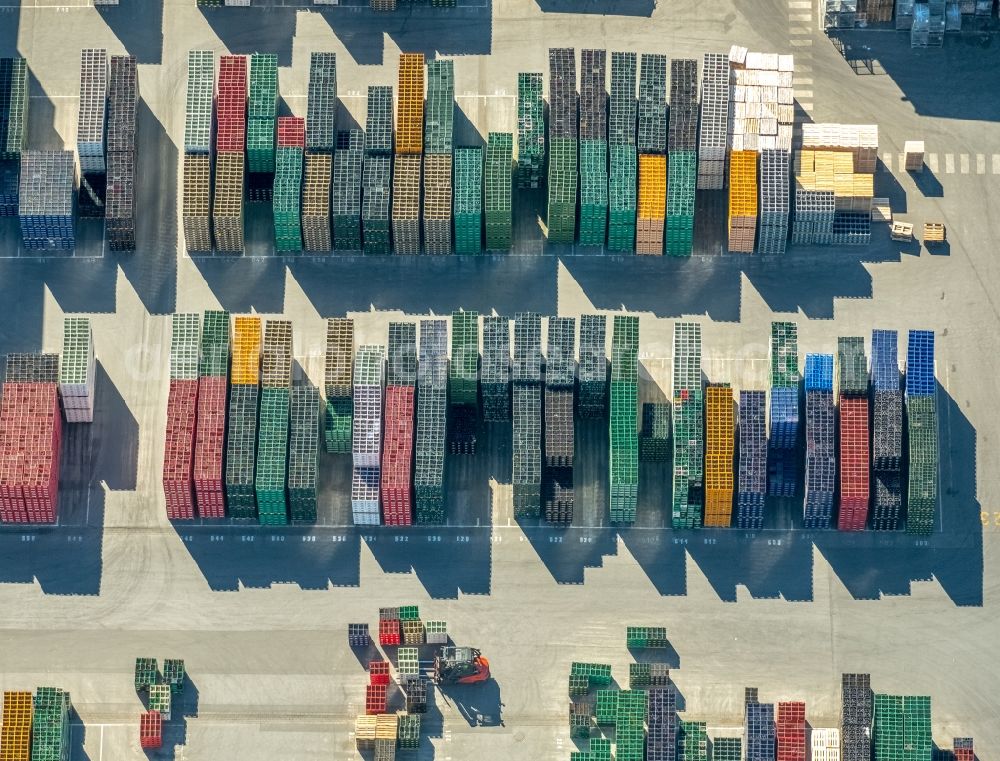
xmin=811 ymin=728 xmax=841 ymax=761
xmin=728 ymin=48 xmax=795 ymax=154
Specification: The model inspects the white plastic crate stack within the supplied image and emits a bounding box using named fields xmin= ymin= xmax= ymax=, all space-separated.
xmin=811 ymin=729 xmax=841 ymax=761
xmin=824 ymin=0 xmax=858 ymax=28
xmin=727 ymin=48 xmax=794 ymax=154
xmin=697 ymin=53 xmax=729 ymax=190
xmin=77 ymin=49 xmax=108 ymax=175
xmin=352 ymin=345 xmax=385 ymax=525
xmin=182 ymin=51 xmax=214 ymax=254
xmin=58 ymin=317 xmax=96 ymax=423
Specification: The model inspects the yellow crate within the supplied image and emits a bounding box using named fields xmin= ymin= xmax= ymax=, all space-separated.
xmin=0 ymin=691 xmax=33 ymax=761
xmin=705 ymin=385 xmax=735 ymax=454
xmin=355 ymin=715 xmax=377 ymax=748
xmin=231 ymin=316 xmax=262 ymax=385
xmin=728 ymin=151 xmax=758 ymax=217
xmin=375 ymin=713 xmax=399 ymax=740
xmin=396 ymin=53 xmax=425 ymax=154
xmin=704 ymin=485 xmax=735 ymax=527
xmin=637 ymin=154 xmax=667 ymax=219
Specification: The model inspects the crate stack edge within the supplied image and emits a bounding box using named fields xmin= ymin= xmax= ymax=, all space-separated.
xmin=163 ymin=314 xmax=201 ymax=520
xmin=226 ymin=316 xmax=262 ymax=519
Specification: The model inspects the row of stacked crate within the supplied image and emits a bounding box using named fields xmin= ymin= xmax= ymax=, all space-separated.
xmin=363 ymin=86 xmax=392 ymax=253
xmin=383 ymin=323 xmax=416 ymax=524
xmin=704 ymin=384 xmax=734 ymax=525
xmin=804 ymin=353 xmax=836 ymax=528
xmin=105 ymin=54 xmax=138 ymax=250
xmin=352 ymin=344 xmax=385 ymax=525
xmin=0 ymin=688 xmax=72 ymax=761
xmin=193 ymin=312 xmax=230 ymax=518
xmin=135 ymin=657 xmax=186 ymax=750
xmin=18 ymin=149 xmax=74 ymax=251
xmin=768 ymin=321 xmax=800 ymax=499
xmin=424 ymin=59 xmax=454 ymax=254
xmin=214 ymin=54 xmax=247 ymax=253
xmin=415 ymin=320 xmax=447 ymax=522
xmin=736 ymin=389 xmax=767 ymax=529
xmin=609 ymin=316 xmax=638 ymax=524
xmin=163 ymin=314 xmax=201 ymax=519
xmin=639 ymin=402 xmax=670 ymax=462
xmin=547 ymin=49 xmax=578 ymax=244
xmin=871 ymin=330 xmax=903 ymax=529
xmin=449 ymin=311 xmax=479 ymax=454
xmin=226 ymin=316 xmax=262 ymax=517
xmin=482 ymin=316 xmax=512 ymax=421
xmin=513 ymin=312 xmax=543 ymax=517
xmin=579 ymin=50 xmax=608 ymax=248
xmin=0 ymin=57 xmax=28 ymax=217
xmin=837 ymin=337 xmax=870 ymax=530
xmin=579 ymin=315 xmax=608 ymax=418
xmin=516 ymin=73 xmax=544 ymax=190
xmin=182 ymin=50 xmax=214 ymax=252
xmin=247 ymin=53 xmax=277 ymax=200
xmin=636 ymin=54 xmax=666 ymax=254
xmin=697 ymin=53 xmax=728 ymax=190
xmin=904 ymin=330 xmax=937 ymax=535
xmin=455 ymin=146 xmax=483 ymax=254
xmin=608 ymin=53 xmax=637 ymax=252
xmin=274 ymin=116 xmax=305 ymax=251
xmin=485 ymin=132 xmax=513 ymax=251
xmin=76 ymin=49 xmax=107 ymax=225
xmin=257 ymin=320 xmax=294 ymax=524
xmin=303 ymin=52 xmax=337 ymax=251
xmin=59 ymin=317 xmax=96 ymax=424
xmin=544 ymin=317 xmax=576 ymax=523
xmin=665 ymin=59 xmax=698 ymax=256
xmin=671 ymin=323 xmax=704 ymax=528
xmin=392 ymin=53 xmax=424 ymax=254
xmin=325 ymin=318 xmax=354 ymax=454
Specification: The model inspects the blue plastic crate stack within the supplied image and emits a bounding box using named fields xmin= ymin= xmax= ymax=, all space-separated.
xmin=745 ymin=699 xmax=776 ymax=761
xmin=1 ymin=57 xmax=28 ymax=217
xmin=19 ymin=150 xmax=75 ymax=250
xmin=870 ymin=329 xmax=903 ymax=530
xmin=768 ymin=322 xmax=800 ymax=497
xmin=803 ymin=353 xmax=835 ymax=528
xmin=736 ymin=390 xmax=767 ymax=529
xmin=646 ymin=687 xmax=678 ymax=761
xmin=904 ymin=329 xmax=938 ymax=535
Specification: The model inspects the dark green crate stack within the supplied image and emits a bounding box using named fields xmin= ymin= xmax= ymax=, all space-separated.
xmin=324 ymin=318 xmax=354 ymax=453
xmin=363 ymin=86 xmax=393 ymax=255
xmin=449 ymin=311 xmax=479 ymax=407
xmin=639 ymin=402 xmax=670 ymax=462
xmin=578 ymin=314 xmax=607 ymax=418
xmin=665 ymin=59 xmax=698 ymax=256
xmin=274 ymin=143 xmax=303 ymax=252
xmin=679 ymin=720 xmax=708 ymax=761
xmin=516 ymin=73 xmax=544 ymax=189
xmin=1 ymin=57 xmax=28 ymax=217
xmin=415 ymin=319 xmax=448 ymax=523
xmin=398 ymin=713 xmax=420 ymax=749
xmin=610 ymin=315 xmax=639 ymax=524
xmin=454 ymin=147 xmax=482 ymax=254
xmin=672 ymin=322 xmax=704 ymax=528
xmin=513 ymin=312 xmax=542 ymax=517
xmin=608 ymin=52 xmax=637 ymax=252
xmin=626 ymin=625 xmax=668 ymax=648
xmin=570 ymin=662 xmax=612 ymax=694
xmin=571 ymin=739 xmax=612 ymax=761
xmin=906 ymin=396 xmax=938 ymax=535
xmin=901 ymin=696 xmax=931 ymax=761
xmin=714 ymin=738 xmax=743 ymax=761
xmin=616 ymin=690 xmax=647 ymax=761
xmin=247 ymin=54 xmax=277 ymax=176
xmin=333 ymin=130 xmax=364 ymax=251
xmin=482 ymin=315 xmax=511 ymax=421
xmin=424 ymin=61 xmax=454 ymax=155
xmin=31 ymin=687 xmax=70 ymax=761
xmin=485 ymin=132 xmax=512 ymax=251
xmin=256 ymin=320 xmax=292 ymax=525
xmin=544 ymin=317 xmax=576 ymax=524
xmin=874 ymin=694 xmax=904 ymax=761
xmin=424 ymin=60 xmax=454 ymax=254
xmin=578 ymin=50 xmax=607 ymax=247
xmin=199 ymin=310 xmax=231 ymax=378
xmin=288 ymin=385 xmax=320 ymax=522
xmin=547 ymin=48 xmax=577 ymax=244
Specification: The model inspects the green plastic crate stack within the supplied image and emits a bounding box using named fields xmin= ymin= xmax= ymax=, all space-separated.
xmin=672 ymin=322 xmax=704 ymax=529
xmin=183 ymin=51 xmax=213 ymax=154
xmin=432 ymin=0 xmax=456 ymax=8
xmin=398 ymin=713 xmax=420 ymax=749
xmin=570 ymin=662 xmax=612 ymax=688
xmin=609 ymin=315 xmax=639 ymax=524
xmin=198 ymin=310 xmax=231 ymax=378
xmin=665 ymin=151 xmax=697 ymax=255
xmin=837 ymin=336 xmax=868 ymax=395
xmin=905 ymin=396 xmax=938 ymax=536
xmin=247 ymin=54 xmax=277 ymax=174
xmin=163 ymin=659 xmax=185 ymax=693
xmin=424 ymin=60 xmax=454 ymax=155
xmin=579 ymin=140 xmax=608 ymax=246
xmin=874 ymin=694 xmax=905 ymax=761
xmin=679 ymin=720 xmax=709 ymax=761
xmin=149 ymin=684 xmax=172 ymax=720
xmin=31 ymin=687 xmax=70 ymax=761
xmin=615 ymin=690 xmax=647 ymax=761
xmin=639 ymin=402 xmax=671 ymax=462
xmin=513 ymin=312 xmax=542 ymax=517
xmin=399 ymin=604 xmax=419 ymax=620
xmin=628 ymin=663 xmax=651 ymax=688
xmin=608 ymin=145 xmax=637 ymax=252
xmin=594 ymin=689 xmax=619 ymax=723
xmin=134 ymin=657 xmax=158 ymax=691
xmin=454 ymin=147 xmax=482 ymax=254
xmin=901 ymin=696 xmax=932 ymax=761
xmin=547 ymin=137 xmax=578 ymax=244
xmin=256 ymin=321 xmax=293 ymax=525
xmin=771 ymin=321 xmax=799 ymax=388
xmin=485 ymin=133 xmax=513 ymax=251
xmin=516 ymin=73 xmax=544 ymax=189
xmin=333 ymin=130 xmax=363 ymax=250
xmin=626 ymin=625 xmax=668 ymax=648
xmin=449 ymin=311 xmax=479 ymax=408
xmin=288 ymin=385 xmax=320 ymax=522
xmin=169 ymin=313 xmax=201 ymax=381
xmin=415 ymin=319 xmax=448 ymax=523
xmin=274 ymin=146 xmax=303 ymax=252
xmin=1 ymin=58 xmax=28 ymax=216
xmin=572 ymin=738 xmax=612 ymax=761
xmin=306 ymin=53 xmax=337 ymax=155
xmin=578 ymin=314 xmax=607 ymax=418
xmin=714 ymin=738 xmax=743 ymax=761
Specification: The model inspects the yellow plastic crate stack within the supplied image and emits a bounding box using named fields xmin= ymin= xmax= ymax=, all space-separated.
xmin=355 ymin=715 xmax=377 ymax=749
xmin=727 ymin=150 xmax=758 ymax=252
xmin=0 ymin=691 xmax=33 ymax=761
xmin=796 ymin=151 xmax=874 ymax=213
xmin=704 ymin=384 xmax=735 ymax=527
xmin=636 ymin=154 xmax=666 ymax=254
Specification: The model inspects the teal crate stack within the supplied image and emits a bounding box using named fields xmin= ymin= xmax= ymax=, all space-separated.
xmin=482 ymin=315 xmax=511 ymax=421
xmin=31 ymin=687 xmax=71 ymax=761
xmin=424 ymin=60 xmax=454 ymax=156
xmin=901 ymin=696 xmax=932 ymax=761
xmin=415 ymin=319 xmax=448 ymax=523
xmin=516 ymin=72 xmax=544 ymax=189
xmin=672 ymin=322 xmax=704 ymax=528
xmin=608 ymin=52 xmax=637 ymax=252
xmin=333 ymin=130 xmax=364 ymax=250
xmin=423 ymin=60 xmax=454 ymax=254
xmin=609 ymin=315 xmax=639 ymax=524
xmin=324 ymin=318 xmax=354 ymax=453
xmin=485 ymin=132 xmax=512 ymax=251
xmin=454 ymin=147 xmax=483 ymax=254
xmin=904 ymin=330 xmax=937 ymax=535
xmin=513 ymin=312 xmax=542 ymax=517
xmin=448 ymin=310 xmax=479 ymax=454
xmin=288 ymin=385 xmax=320 ymax=522
xmin=665 ymin=59 xmax=698 ymax=256
xmin=679 ymin=720 xmax=709 ymax=761
xmin=274 ymin=130 xmax=304 ymax=252
xmin=256 ymin=320 xmax=293 ymax=525
xmin=247 ymin=53 xmax=277 ymax=177
xmin=579 ymin=49 xmax=607 ymax=247
xmin=874 ymin=694 xmax=904 ymax=761
xmin=1 ymin=57 xmax=28 ymax=217
xmin=547 ymin=48 xmax=577 ymax=244
xmin=616 ymin=690 xmax=647 ymax=761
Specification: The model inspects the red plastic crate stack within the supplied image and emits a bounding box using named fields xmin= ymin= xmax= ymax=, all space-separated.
xmin=365 ymin=683 xmax=388 ymax=715
xmin=163 ymin=379 xmax=199 ymax=519
xmin=837 ymin=396 xmax=870 ymax=531
xmin=369 ymin=660 xmax=390 ymax=686
xmin=193 ymin=376 xmax=227 ymax=518
xmin=217 ymin=55 xmax=248 ymax=153
xmin=378 ymin=618 xmax=401 ymax=646
xmin=381 ymin=385 xmax=414 ymax=525
xmin=276 ymin=116 xmax=305 ymax=149
xmin=0 ymin=383 xmax=62 ymax=523
xmin=139 ymin=709 xmax=162 ymax=749
xmin=953 ymin=738 xmax=974 ymax=761
xmin=776 ymin=702 xmax=806 ymax=761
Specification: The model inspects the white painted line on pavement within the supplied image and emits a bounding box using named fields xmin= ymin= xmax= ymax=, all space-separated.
xmin=993 ymin=154 xmax=1000 ymax=174
xmin=976 ymin=154 xmax=986 ymax=174
xmin=928 ymin=153 xmax=939 ymax=173
xmin=960 ymin=154 xmax=970 ymax=174
xmin=945 ymin=154 xmax=955 ymax=174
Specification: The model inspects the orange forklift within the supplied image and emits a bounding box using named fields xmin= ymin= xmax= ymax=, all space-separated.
xmin=432 ymin=647 xmax=490 ymax=685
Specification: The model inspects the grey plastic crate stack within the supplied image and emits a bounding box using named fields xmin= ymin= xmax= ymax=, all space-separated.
xmin=424 ymin=60 xmax=454 ymax=255
xmin=791 ymin=184 xmax=835 ymax=246
xmin=485 ymin=132 xmax=513 ymax=251
xmin=608 ymin=52 xmax=637 ymax=253
xmin=736 ymin=390 xmax=767 ymax=529
xmin=544 ymin=317 xmax=576 ymax=524
xmin=333 ymin=130 xmax=364 ymax=250
xmin=513 ymin=312 xmax=542 ymax=517
xmin=352 ymin=345 xmax=385 ymax=526
xmin=578 ymin=50 xmax=607 ymax=248
xmin=803 ymin=354 xmax=835 ymax=528
xmin=665 ymin=58 xmax=698 ymax=257
xmin=393 ymin=154 xmax=421 ymax=254
xmin=578 ymin=314 xmax=607 ymax=417
xmin=870 ymin=329 xmax=902 ymax=530
xmin=757 ymin=148 xmax=790 ymax=256
xmin=911 ymin=1 xmax=945 ymax=46
xmin=363 ymin=87 xmax=392 ymax=255
xmin=546 ymin=48 xmax=577 ymax=245
xmin=306 ymin=53 xmax=337 ymax=155
xmin=697 ymin=53 xmax=729 ymax=190
xmin=610 ymin=315 xmax=639 ymax=524
xmin=638 ymin=54 xmax=666 ymax=155
xmin=482 ymin=316 xmax=511 ymax=421
xmin=105 ymin=55 xmax=138 ymax=251
xmin=59 ymin=317 xmax=96 ymax=423
xmin=904 ymin=329 xmax=937 ymax=535
xmin=415 ymin=320 xmax=448 ymax=523
xmin=182 ymin=51 xmax=214 ymax=253
xmin=324 ymin=317 xmax=354 ymax=454
xmin=448 ymin=310 xmax=479 ymax=454
xmin=824 ymin=0 xmax=858 ymax=28
xmin=77 ymin=49 xmax=108 ymax=177
xmin=516 ymin=72 xmax=544 ymax=189
xmin=1 ymin=57 xmax=29 ymax=217
xmin=841 ymin=674 xmax=873 ymax=761
xmin=288 ymin=385 xmax=320 ymax=522
xmin=671 ymin=322 xmax=703 ymax=529
xmin=19 ymin=150 xmax=75 ymax=250
xmin=388 ymin=322 xmax=417 ymax=387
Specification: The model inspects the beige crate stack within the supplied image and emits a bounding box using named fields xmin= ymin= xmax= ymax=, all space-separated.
xmin=212 ymin=151 xmax=245 ymax=253
xmin=182 ymin=154 xmax=212 ymax=252
xmin=796 ymin=150 xmax=873 ymax=213
xmin=302 ymin=153 xmax=333 ymax=251
xmin=727 ymin=47 xmax=795 ymax=154
xmin=800 ymin=123 xmax=879 ymax=173
xmin=392 ymin=155 xmax=421 ymax=254
xmin=355 ymin=715 xmax=377 ymax=749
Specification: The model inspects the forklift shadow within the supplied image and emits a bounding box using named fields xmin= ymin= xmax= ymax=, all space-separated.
xmin=434 ymin=679 xmax=504 ymax=728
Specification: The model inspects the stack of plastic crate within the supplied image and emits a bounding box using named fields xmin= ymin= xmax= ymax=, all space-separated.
xmin=163 ymin=314 xmax=201 ymax=520
xmin=697 ymin=53 xmax=729 ymax=190
xmin=1 ymin=691 xmax=33 ymax=759
xmin=608 ymin=52 xmax=637 ymax=252
xmin=953 ymin=739 xmax=974 ymax=761
xmin=728 ymin=49 xmax=795 ymax=155
xmin=352 ymin=345 xmax=385 ymax=525
xmin=547 ymin=48 xmax=577 ymax=244
xmin=727 ymin=150 xmax=758 ymax=253
xmin=194 ymin=311 xmax=231 ymax=518
xmin=646 ymin=687 xmax=677 ymax=761
xmin=382 ymin=323 xmax=416 ymax=525
xmin=804 ymin=353 xmax=835 ymax=528
xmin=247 ymin=53 xmax=277 ymax=200
xmin=105 ymin=55 xmax=138 ymax=251
xmin=636 ymin=54 xmax=666 ymax=254
xmin=18 ymin=151 xmax=75 ymax=250
xmin=302 ymin=53 xmax=336 ymax=251
xmin=870 ymin=329 xmax=902 ymax=530
xmin=516 ymin=72 xmax=544 ymax=189
xmin=415 ymin=320 xmax=447 ymax=523
xmin=513 ymin=312 xmax=543 ymax=517
xmin=214 ymin=55 xmax=247 ymax=254
xmin=905 ymin=330 xmax=937 ymax=535
xmin=0 ymin=355 xmax=62 ymax=524
xmin=578 ymin=50 xmax=607 ymax=248
xmin=226 ymin=316 xmax=261 ymax=518
xmin=737 ymin=390 xmax=767 ymax=529
xmin=578 ymin=314 xmax=607 ymax=418
xmin=639 ymin=403 xmax=670 ymax=462
xmin=873 ymin=695 xmax=904 ymax=761
xmin=811 ymin=730 xmax=839 ymax=761
xmin=449 ymin=311 xmax=479 ymax=454
xmin=485 ymin=132 xmax=513 ymax=251
xmin=746 ymin=701 xmax=776 ymax=761
xmin=704 ymin=384 xmax=734 ymax=526
xmin=902 ymin=697 xmax=932 ymax=761
xmin=182 ymin=51 xmax=214 ymax=253
xmin=324 ymin=317 xmax=354 ymax=454
xmin=363 ymin=87 xmax=392 ymax=254
xmin=616 ymin=691 xmax=647 ymax=761
xmin=758 ymin=148 xmax=790 ymax=255
xmin=302 ymin=153 xmax=332 ymax=251
xmin=544 ymin=317 xmax=576 ymax=523
xmin=768 ymin=322 xmax=799 ymax=497
xmin=423 ymin=60 xmax=453 ymax=254
xmin=837 ymin=337 xmax=870 ymax=531
xmin=610 ymin=315 xmax=639 ymax=524
xmin=679 ymin=721 xmax=709 ymax=761
xmin=333 ymin=129 xmax=363 ymax=251
xmin=482 ymin=316 xmax=511 ymax=421
xmin=0 ymin=57 xmax=28 ymax=217
xmin=77 ymin=49 xmax=108 ymax=221
xmin=273 ymin=116 xmax=304 ymax=252
xmin=58 ymin=317 xmax=95 ymax=424
xmin=671 ymin=322 xmax=703 ymax=528
xmin=665 ymin=58 xmax=698 ymax=256
xmin=777 ymin=703 xmax=806 ymax=761
xmin=841 ymin=673 xmax=872 ymax=761
xmin=393 ymin=53 xmax=424 ymax=254
xmin=288 ymin=385 xmax=320 ymax=522
xmin=454 ymin=147 xmax=483 ymax=254
xmin=256 ymin=320 xmax=293 ymax=525
xmin=31 ymin=688 xmax=71 ymax=761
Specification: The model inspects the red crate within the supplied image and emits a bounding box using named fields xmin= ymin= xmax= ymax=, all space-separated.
xmin=365 ymin=683 xmax=388 ymax=715
xmin=369 ymin=660 xmax=390 ymax=686
xmin=216 ymin=121 xmax=247 ymax=154
xmin=954 ymin=740 xmax=974 ymax=761
xmin=194 ymin=376 xmax=227 ymax=518
xmin=837 ymin=396 xmax=870 ymax=531
xmin=776 ymin=701 xmax=806 ymax=761
xmin=139 ymin=710 xmax=162 ymax=749
xmin=0 ymin=383 xmax=61 ymax=523
xmin=163 ymin=379 xmax=199 ymax=520
xmin=381 ymin=386 xmax=414 ymax=526
xmin=378 ymin=618 xmax=401 ymax=646
xmin=276 ymin=116 xmax=305 ymax=148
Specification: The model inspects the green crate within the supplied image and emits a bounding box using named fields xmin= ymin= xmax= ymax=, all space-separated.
xmin=247 ymin=118 xmax=276 ymax=174
xmin=324 ymin=396 xmax=353 ymax=454
xmin=31 ymin=687 xmax=70 ymax=761
xmin=679 ymin=720 xmax=708 ymax=761
xmin=424 ymin=60 xmax=454 ymax=155
xmin=905 ymin=396 xmax=938 ymax=536
xmin=875 ymin=694 xmax=904 ymax=761
xmin=771 ymin=322 xmax=799 ymax=388
xmin=608 ymin=144 xmax=637 ymax=252
xmin=516 ymin=73 xmax=545 ymax=188
xmin=274 ymin=146 xmax=303 ymax=252
xmin=449 ymin=311 xmax=479 ymax=406
xmin=546 ymin=136 xmax=578 ymax=244
xmin=714 ymin=738 xmax=743 ymax=761
xmin=485 ymin=132 xmax=513 ymax=251
xmin=628 ymin=662 xmax=650 ymax=688
xmin=595 ymin=689 xmax=619 ymax=724
xmin=665 ymin=150 xmax=696 ymax=256
xmin=568 ymin=673 xmax=589 ymax=697
xmin=579 ymin=139 xmax=608 ymax=247
xmin=454 ymin=147 xmax=483 ymax=254
xmin=399 ymin=605 xmax=420 ymax=621
xmin=199 ymin=310 xmax=231 ymax=377
xmin=249 ymin=53 xmax=278 ymax=120
xmin=134 ymin=657 xmax=158 ymax=691
xmin=398 ymin=713 xmax=421 ymax=749
xmin=838 ymin=336 xmax=868 ymax=396
xmin=256 ymin=386 xmax=290 ymax=525
xmin=163 ymin=659 xmax=185 ymax=693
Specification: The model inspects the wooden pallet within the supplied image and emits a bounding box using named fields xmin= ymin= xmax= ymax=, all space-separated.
xmin=923 ymin=222 xmax=946 ymax=242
